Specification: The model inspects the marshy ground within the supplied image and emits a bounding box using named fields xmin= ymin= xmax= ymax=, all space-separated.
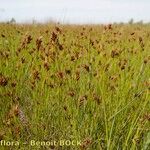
xmin=0 ymin=23 xmax=150 ymax=150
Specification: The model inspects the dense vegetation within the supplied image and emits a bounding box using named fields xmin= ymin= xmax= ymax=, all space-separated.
xmin=0 ymin=23 xmax=150 ymax=150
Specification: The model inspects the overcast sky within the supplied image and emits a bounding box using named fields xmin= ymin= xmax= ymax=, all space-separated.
xmin=0 ymin=0 xmax=150 ymax=24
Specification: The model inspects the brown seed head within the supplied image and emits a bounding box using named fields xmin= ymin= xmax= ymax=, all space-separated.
xmin=57 ymin=71 xmax=64 ymax=79
xmin=75 ymin=71 xmax=80 ymax=81
xmin=51 ymin=31 xmax=58 ymax=42
xmin=0 ymin=74 xmax=8 ymax=86
xmin=55 ymin=26 xmax=62 ymax=33
xmin=11 ymin=80 xmax=17 ymax=88
xmin=83 ymin=64 xmax=90 ymax=72
xmin=80 ymin=137 xmax=92 ymax=149
xmin=33 ymin=70 xmax=40 ymax=80
xmin=36 ymin=36 xmax=43 ymax=50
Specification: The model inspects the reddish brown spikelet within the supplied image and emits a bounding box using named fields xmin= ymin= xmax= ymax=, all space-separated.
xmin=131 ymin=32 xmax=135 ymax=35
xmin=11 ymin=80 xmax=17 ymax=88
xmin=90 ymin=39 xmax=94 ymax=46
xmin=4 ymin=51 xmax=10 ymax=58
xmin=45 ymin=30 xmax=49 ymax=34
xmin=51 ymin=31 xmax=58 ymax=42
xmin=119 ymin=59 xmax=127 ymax=70
xmin=26 ymin=35 xmax=32 ymax=44
xmin=63 ymin=106 xmax=67 ymax=111
xmin=65 ymin=69 xmax=71 ymax=75
xmin=93 ymin=93 xmax=101 ymax=104
xmin=111 ymin=50 xmax=119 ymax=58
xmin=75 ymin=71 xmax=80 ymax=81
xmin=58 ymin=43 xmax=63 ymax=50
xmin=0 ymin=74 xmax=8 ymax=87
xmin=36 ymin=36 xmax=43 ymax=50
xmin=75 ymin=52 xmax=80 ymax=59
xmin=144 ymin=58 xmax=148 ymax=64
xmin=44 ymin=62 xmax=49 ymax=71
xmin=79 ymin=95 xmax=88 ymax=107
xmin=33 ymin=70 xmax=40 ymax=80
xmin=80 ymin=32 xmax=84 ymax=36
xmin=1 ymin=34 xmax=5 ymax=38
xmin=80 ymin=137 xmax=92 ymax=149
xmin=68 ymin=90 xmax=75 ymax=97
xmin=83 ymin=64 xmax=90 ymax=72
xmin=139 ymin=37 xmax=143 ymax=43
xmin=143 ymin=113 xmax=150 ymax=121
xmin=21 ymin=57 xmax=25 ymax=63
xmin=71 ymin=55 xmax=75 ymax=61
xmin=55 ymin=26 xmax=62 ymax=33
xmin=108 ymin=24 xmax=112 ymax=30
xmin=57 ymin=71 xmax=64 ymax=79
xmin=48 ymin=83 xmax=54 ymax=88
xmin=109 ymin=75 xmax=118 ymax=82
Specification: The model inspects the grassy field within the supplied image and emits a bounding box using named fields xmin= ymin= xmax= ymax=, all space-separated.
xmin=0 ymin=23 xmax=150 ymax=150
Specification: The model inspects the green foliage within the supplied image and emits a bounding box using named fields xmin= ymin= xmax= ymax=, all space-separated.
xmin=0 ymin=23 xmax=150 ymax=150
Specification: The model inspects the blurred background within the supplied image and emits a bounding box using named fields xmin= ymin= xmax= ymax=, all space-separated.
xmin=0 ymin=0 xmax=150 ymax=24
